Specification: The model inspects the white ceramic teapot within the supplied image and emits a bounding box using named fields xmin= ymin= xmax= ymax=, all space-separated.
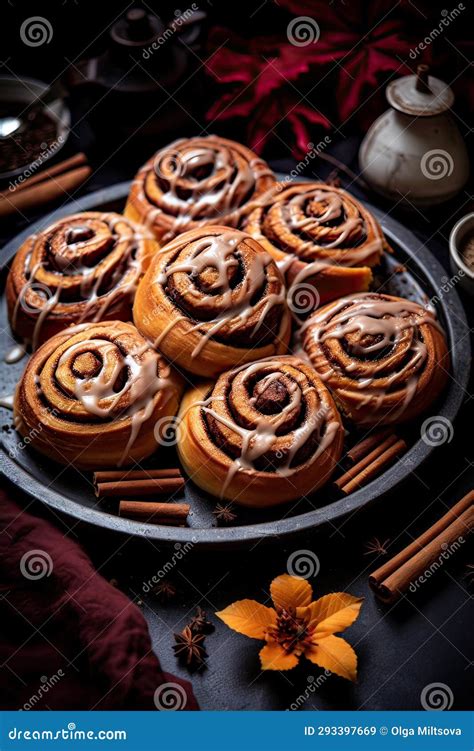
xmin=359 ymin=65 xmax=469 ymax=207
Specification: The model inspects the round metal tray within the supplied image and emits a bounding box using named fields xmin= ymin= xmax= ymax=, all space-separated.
xmin=0 ymin=181 xmax=470 ymax=548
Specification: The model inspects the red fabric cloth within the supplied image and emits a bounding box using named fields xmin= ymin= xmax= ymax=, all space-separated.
xmin=0 ymin=490 xmax=198 ymax=710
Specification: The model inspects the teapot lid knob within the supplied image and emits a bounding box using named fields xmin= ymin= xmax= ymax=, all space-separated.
xmin=415 ymin=64 xmax=431 ymax=94
xmin=110 ymin=7 xmax=164 ymax=48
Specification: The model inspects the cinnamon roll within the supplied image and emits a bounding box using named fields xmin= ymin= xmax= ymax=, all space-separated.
xmin=244 ymin=182 xmax=387 ymax=312
xmin=7 ymin=212 xmax=157 ymax=349
xmin=14 ymin=321 xmax=183 ymax=469
xmin=177 ymin=356 xmax=344 ymax=507
xmin=303 ymin=293 xmax=450 ymax=426
xmin=125 ymin=135 xmax=276 ymax=244
xmin=133 ymin=226 xmax=291 ymax=377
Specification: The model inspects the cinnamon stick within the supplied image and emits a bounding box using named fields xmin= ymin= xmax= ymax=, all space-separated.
xmin=335 ymin=434 xmax=400 ymax=490
xmin=370 ymin=490 xmax=473 ymax=603
xmin=370 ymin=507 xmax=473 ymax=603
xmin=96 ymin=477 xmax=184 ymax=498
xmin=0 ymin=152 xmax=88 ymax=198
xmin=339 ymin=439 xmax=406 ymax=495
xmin=94 ymin=468 xmax=182 ymax=485
xmin=347 ymin=429 xmax=393 ymax=464
xmin=119 ymin=500 xmax=190 ymax=525
xmin=0 ymin=165 xmax=91 ymax=218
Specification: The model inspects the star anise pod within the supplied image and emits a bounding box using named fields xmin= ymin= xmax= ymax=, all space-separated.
xmin=189 ymin=606 xmax=214 ymax=635
xmin=173 ymin=626 xmax=207 ymax=667
xmin=364 ymin=537 xmax=390 ymax=556
xmin=464 ymin=564 xmax=474 ymax=585
xmin=152 ymin=579 xmax=177 ymax=602
xmin=213 ymin=503 xmax=236 ymax=524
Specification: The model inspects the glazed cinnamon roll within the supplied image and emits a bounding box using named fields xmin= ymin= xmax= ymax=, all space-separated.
xmin=244 ymin=182 xmax=387 ymax=312
xmin=125 ymin=136 xmax=276 ymax=244
xmin=14 ymin=321 xmax=183 ymax=469
xmin=177 ymin=356 xmax=344 ymax=507
xmin=133 ymin=226 xmax=291 ymax=377
xmin=303 ymin=293 xmax=450 ymax=426
xmin=7 ymin=212 xmax=157 ymax=350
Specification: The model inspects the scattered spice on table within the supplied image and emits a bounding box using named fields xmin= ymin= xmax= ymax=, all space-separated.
xmin=364 ymin=538 xmax=390 ymax=556
xmin=173 ymin=625 xmax=207 ymax=668
xmin=213 ymin=503 xmax=237 ymax=525
xmin=463 ymin=563 xmax=474 ymax=586
xmin=153 ymin=579 xmax=177 ymax=602
xmin=189 ymin=606 xmax=214 ymax=635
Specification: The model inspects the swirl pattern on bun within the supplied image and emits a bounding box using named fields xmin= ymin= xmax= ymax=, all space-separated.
xmin=125 ymin=135 xmax=276 ymax=244
xmin=133 ymin=226 xmax=291 ymax=377
xmin=14 ymin=321 xmax=183 ymax=469
xmin=302 ymin=292 xmax=450 ymax=426
xmin=177 ymin=356 xmax=344 ymax=507
xmin=7 ymin=212 xmax=156 ymax=349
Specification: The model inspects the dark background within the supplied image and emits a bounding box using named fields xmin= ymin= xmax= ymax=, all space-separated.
xmin=0 ymin=0 xmax=473 ymax=711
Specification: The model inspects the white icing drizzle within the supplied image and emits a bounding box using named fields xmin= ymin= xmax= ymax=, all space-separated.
xmin=10 ymin=213 xmax=148 ymax=350
xmin=306 ymin=293 xmax=443 ymax=418
xmin=139 ymin=137 xmax=275 ymax=242
xmin=54 ymin=333 xmax=173 ymax=465
xmin=254 ymin=185 xmax=384 ymax=267
xmin=154 ymin=229 xmax=286 ymax=357
xmin=312 ymin=294 xmax=442 ymax=345
xmin=5 ymin=344 xmax=26 ymax=364
xmin=0 ymin=394 xmax=14 ymax=409
xmin=197 ymin=358 xmax=339 ymax=495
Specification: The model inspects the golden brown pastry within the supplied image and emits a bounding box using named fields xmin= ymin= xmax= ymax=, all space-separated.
xmin=133 ymin=226 xmax=291 ymax=377
xmin=303 ymin=292 xmax=450 ymax=426
xmin=125 ymin=135 xmax=276 ymax=244
xmin=243 ymin=182 xmax=387 ymax=312
xmin=14 ymin=321 xmax=183 ymax=469
xmin=7 ymin=212 xmax=157 ymax=349
xmin=177 ymin=356 xmax=344 ymax=507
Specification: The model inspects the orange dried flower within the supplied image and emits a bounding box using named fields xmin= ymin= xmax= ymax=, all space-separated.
xmin=216 ymin=574 xmax=363 ymax=680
